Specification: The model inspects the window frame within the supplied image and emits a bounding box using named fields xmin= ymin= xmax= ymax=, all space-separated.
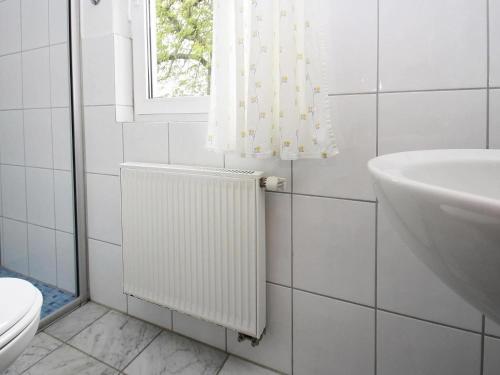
xmin=131 ymin=0 xmax=210 ymax=118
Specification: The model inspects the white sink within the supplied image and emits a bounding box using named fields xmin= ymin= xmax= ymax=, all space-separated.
xmin=369 ymin=149 xmax=500 ymax=323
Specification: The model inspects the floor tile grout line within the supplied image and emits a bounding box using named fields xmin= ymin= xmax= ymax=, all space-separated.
xmin=18 ymin=336 xmax=65 ymax=375
xmin=215 ymin=354 xmax=230 ymax=375
xmin=120 ymin=329 xmax=163 ymax=373
xmin=43 ymin=303 xmax=110 ymax=343
xmin=50 ymin=337 xmax=124 ymax=373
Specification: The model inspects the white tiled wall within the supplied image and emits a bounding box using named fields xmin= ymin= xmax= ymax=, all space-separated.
xmin=0 ymin=0 xmax=76 ymax=294
xmin=79 ymin=0 xmax=498 ymax=374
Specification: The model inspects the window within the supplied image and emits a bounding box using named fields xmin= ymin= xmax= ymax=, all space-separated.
xmin=131 ymin=0 xmax=213 ymax=117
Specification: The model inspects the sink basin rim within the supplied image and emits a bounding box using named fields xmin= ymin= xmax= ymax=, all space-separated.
xmin=368 ymin=149 xmax=500 ymax=212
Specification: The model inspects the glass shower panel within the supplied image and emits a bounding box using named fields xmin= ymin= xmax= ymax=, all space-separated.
xmin=0 ymin=0 xmax=78 ymax=320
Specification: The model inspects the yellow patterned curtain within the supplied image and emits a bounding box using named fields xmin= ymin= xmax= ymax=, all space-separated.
xmin=207 ymin=0 xmax=338 ymax=160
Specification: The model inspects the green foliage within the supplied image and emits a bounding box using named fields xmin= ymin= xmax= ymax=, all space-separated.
xmin=155 ymin=0 xmax=212 ymax=97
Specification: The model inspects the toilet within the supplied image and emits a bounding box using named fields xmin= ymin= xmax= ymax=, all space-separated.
xmin=0 ymin=278 xmax=43 ymax=372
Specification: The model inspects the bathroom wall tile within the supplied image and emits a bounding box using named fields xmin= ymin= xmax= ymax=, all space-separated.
xmin=377 ymin=205 xmax=483 ymax=331
xmin=22 ymin=47 xmax=51 ymax=108
xmin=325 ymin=0 xmax=377 ymax=93
xmin=490 ymin=89 xmax=500 ymax=149
xmin=0 ymin=54 xmax=23 ymax=110
xmin=55 ymin=231 xmax=76 ymax=294
xmin=490 ymin=0 xmax=500 ymax=86
xmin=0 ymin=110 xmax=24 ymax=165
xmin=0 ymin=165 xmax=26 ymax=221
xmin=123 ymin=123 xmax=169 ymax=164
xmin=293 ymin=95 xmax=376 ymax=201
xmin=293 ymin=289 xmax=374 ymax=375
xmin=28 ymin=224 xmax=57 ymax=285
xmin=224 ymin=155 xmax=291 ymax=193
xmin=50 ymin=43 xmax=70 ymax=107
xmin=127 ymin=296 xmax=172 ymax=330
xmin=84 ymin=105 xmax=123 ymax=175
xmin=485 ymin=318 xmax=500 ymax=337
xmin=24 ymin=109 xmax=53 ymax=168
xmin=173 ymin=311 xmax=226 ymax=351
xmin=114 ymin=35 xmax=133 ymax=106
xmin=88 ymin=239 xmax=127 ymax=311
xmin=81 ymin=0 xmax=115 ymax=38
xmin=52 ymin=107 xmax=72 ymax=171
xmin=293 ymin=195 xmax=375 ymax=306
xmin=26 ymin=167 xmax=55 ymax=228
xmin=0 ymin=0 xmax=22 ymax=56
xmin=484 ymin=336 xmax=500 ymax=375
xmin=227 ymin=284 xmax=292 ymax=374
xmin=86 ymin=173 xmax=122 ymax=245
xmin=377 ymin=311 xmax=481 ymax=375
xmin=379 ymin=0 xmax=486 ymax=91
xmin=82 ymin=35 xmax=116 ymax=106
xmin=49 ymin=0 xmax=68 ymax=44
xmin=169 ymin=122 xmax=224 ymax=167
xmin=54 ymin=170 xmax=74 ymax=233
xmin=379 ymin=90 xmax=487 ymax=154
xmin=81 ymin=0 xmax=130 ymax=39
xmin=1 ymin=218 xmax=28 ymax=274
xmin=265 ymin=192 xmax=291 ymax=286
xmin=21 ymin=0 xmax=49 ymax=50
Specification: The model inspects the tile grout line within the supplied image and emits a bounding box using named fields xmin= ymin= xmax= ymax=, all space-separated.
xmin=377 ymin=308 xmax=483 ymax=336
xmin=18 ymin=336 xmax=65 ymax=375
xmin=486 ymin=0 xmax=490 ymax=149
xmin=19 ymin=0 xmax=31 ymax=279
xmin=482 ymin=1 xmax=490 ymax=372
xmin=480 ymin=315 xmax=485 ymax=375
xmin=43 ymin=303 xmax=110 ymax=342
xmin=0 ymin=40 xmax=69 ymax=59
xmin=1 ymin=215 xmax=76 ymax=236
xmin=290 ymin=159 xmax=294 ymax=375
xmin=119 ymin=329 xmax=163 ymax=372
xmin=47 ymin=0 xmax=60 ymax=290
xmin=374 ymin=0 xmax=380 ymax=373
xmin=215 ymin=354 xmax=230 ymax=375
xmin=0 ymin=161 xmax=73 ymax=173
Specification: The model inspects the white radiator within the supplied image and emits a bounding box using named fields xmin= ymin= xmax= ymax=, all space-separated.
xmin=120 ymin=163 xmax=266 ymax=339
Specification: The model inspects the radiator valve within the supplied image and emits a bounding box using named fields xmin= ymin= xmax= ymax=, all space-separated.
xmin=259 ymin=176 xmax=286 ymax=191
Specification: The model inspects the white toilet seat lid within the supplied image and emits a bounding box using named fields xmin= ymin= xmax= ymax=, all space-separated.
xmin=0 ymin=278 xmax=40 ymax=337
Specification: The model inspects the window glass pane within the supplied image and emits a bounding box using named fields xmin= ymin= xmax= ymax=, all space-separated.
xmin=151 ymin=0 xmax=213 ymax=98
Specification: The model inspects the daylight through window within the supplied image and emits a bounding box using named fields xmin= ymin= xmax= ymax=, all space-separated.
xmin=149 ymin=0 xmax=213 ymax=99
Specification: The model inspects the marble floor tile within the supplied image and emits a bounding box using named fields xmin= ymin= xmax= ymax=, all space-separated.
xmin=23 ymin=344 xmax=117 ymax=375
xmin=45 ymin=302 xmax=109 ymax=341
xmin=68 ymin=310 xmax=161 ymax=370
xmin=218 ymin=356 xmax=281 ymax=375
xmin=124 ymin=330 xmax=227 ymax=375
xmin=2 ymin=333 xmax=62 ymax=375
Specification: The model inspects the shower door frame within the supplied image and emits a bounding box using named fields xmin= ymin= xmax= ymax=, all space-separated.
xmin=38 ymin=0 xmax=90 ymax=328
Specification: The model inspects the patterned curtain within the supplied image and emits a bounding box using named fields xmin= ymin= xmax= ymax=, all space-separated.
xmin=207 ymin=0 xmax=338 ymax=160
